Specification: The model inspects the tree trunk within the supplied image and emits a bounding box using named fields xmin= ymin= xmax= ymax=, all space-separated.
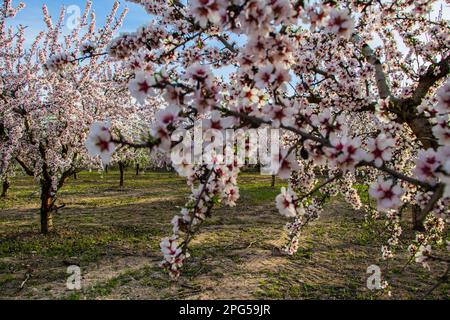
xmin=412 ymin=205 xmax=425 ymax=231
xmin=1 ymin=178 xmax=10 ymax=198
xmin=271 ymin=175 xmax=276 ymax=187
xmin=105 ymin=165 xmax=108 ymax=174
xmin=136 ymin=164 xmax=140 ymax=176
xmin=407 ymin=116 xmax=437 ymax=230
xmin=73 ymin=172 xmax=77 ymax=180
xmin=119 ymin=162 xmax=125 ymax=187
xmin=40 ymin=183 xmax=54 ymax=234
xmin=408 ymin=117 xmax=438 ymax=150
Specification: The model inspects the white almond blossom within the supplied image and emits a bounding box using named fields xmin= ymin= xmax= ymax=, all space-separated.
xmin=128 ymin=71 xmax=155 ymax=104
xmin=369 ymin=178 xmax=404 ymax=211
xmin=85 ymin=121 xmax=116 ymax=165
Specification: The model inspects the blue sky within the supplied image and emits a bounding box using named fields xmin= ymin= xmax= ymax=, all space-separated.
xmin=9 ymin=0 xmax=150 ymax=44
xmin=10 ymin=0 xmax=449 ymax=47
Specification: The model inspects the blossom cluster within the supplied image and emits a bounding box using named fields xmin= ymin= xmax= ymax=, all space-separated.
xmin=160 ymin=163 xmax=241 ymax=278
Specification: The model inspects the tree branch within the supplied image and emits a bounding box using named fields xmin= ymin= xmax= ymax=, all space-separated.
xmin=15 ymin=157 xmax=34 ymax=176
xmin=409 ymin=54 xmax=449 ymax=106
xmin=360 ymin=41 xmax=392 ymax=99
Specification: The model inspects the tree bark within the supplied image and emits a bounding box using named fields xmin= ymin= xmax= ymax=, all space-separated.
xmin=412 ymin=205 xmax=426 ymax=231
xmin=1 ymin=178 xmax=10 ymax=198
xmin=407 ymin=116 xmax=438 ymax=150
xmin=271 ymin=175 xmax=275 ymax=187
xmin=119 ymin=162 xmax=125 ymax=187
xmin=40 ymin=182 xmax=54 ymax=234
xmin=406 ymin=115 xmax=438 ymax=230
xmin=136 ymin=164 xmax=140 ymax=176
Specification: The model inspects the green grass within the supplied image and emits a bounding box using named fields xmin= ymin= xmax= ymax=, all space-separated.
xmin=0 ymin=170 xmax=187 ymax=210
xmin=239 ymin=185 xmax=283 ymax=204
xmin=0 ymin=170 xmax=448 ymax=300
xmin=352 ymin=183 xmax=370 ymax=204
xmin=0 ymin=171 xmax=280 ymax=266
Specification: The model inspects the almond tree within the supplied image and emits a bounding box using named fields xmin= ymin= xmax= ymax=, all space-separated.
xmin=0 ymin=1 xmax=129 ymax=233
xmin=0 ymin=0 xmax=27 ymax=198
xmin=104 ymin=105 xmax=161 ymax=187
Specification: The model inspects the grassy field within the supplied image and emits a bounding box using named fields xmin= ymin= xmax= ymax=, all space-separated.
xmin=0 ymin=170 xmax=448 ymax=300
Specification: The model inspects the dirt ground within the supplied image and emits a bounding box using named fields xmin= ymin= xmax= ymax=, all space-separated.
xmin=0 ymin=170 xmax=448 ymax=300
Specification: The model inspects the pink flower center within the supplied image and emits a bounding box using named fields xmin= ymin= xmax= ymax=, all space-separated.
xmin=96 ymin=139 xmax=110 ymax=152
xmin=138 ymin=80 xmax=151 ymax=93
